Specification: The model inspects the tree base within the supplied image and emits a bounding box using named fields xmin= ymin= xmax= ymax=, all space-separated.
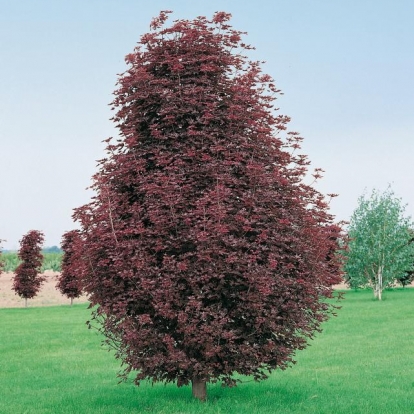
xmin=192 ymin=378 xmax=207 ymax=401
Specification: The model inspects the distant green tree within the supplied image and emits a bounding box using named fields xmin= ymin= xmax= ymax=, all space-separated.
xmin=0 ymin=240 xmax=4 ymax=277
xmin=396 ymin=270 xmax=414 ymax=288
xmin=42 ymin=246 xmax=62 ymax=254
xmin=395 ymin=230 xmax=414 ymax=288
xmin=344 ymin=189 xmax=414 ymax=300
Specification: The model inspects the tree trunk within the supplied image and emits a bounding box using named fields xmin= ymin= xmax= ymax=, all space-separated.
xmin=192 ymin=378 xmax=207 ymax=401
xmin=25 ymin=298 xmax=27 ymax=308
xmin=70 ymin=297 xmax=73 ymax=306
xmin=374 ymin=283 xmax=379 ymax=299
xmin=377 ymin=266 xmax=383 ymax=301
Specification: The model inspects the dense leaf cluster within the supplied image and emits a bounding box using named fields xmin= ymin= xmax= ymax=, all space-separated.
xmin=12 ymin=230 xmax=45 ymax=300
xmin=56 ymin=230 xmax=84 ymax=301
xmin=396 ymin=231 xmax=414 ymax=288
xmin=74 ymin=11 xmax=342 ymax=388
xmin=396 ymin=271 xmax=414 ymax=288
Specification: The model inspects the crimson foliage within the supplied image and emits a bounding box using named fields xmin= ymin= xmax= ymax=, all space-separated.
xmin=74 ymin=11 xmax=342 ymax=391
xmin=12 ymin=230 xmax=45 ymax=300
xmin=56 ymin=230 xmax=84 ymax=301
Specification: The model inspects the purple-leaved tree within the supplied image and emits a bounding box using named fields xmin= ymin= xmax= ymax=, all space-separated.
xmin=56 ymin=230 xmax=84 ymax=305
xmin=74 ymin=11 xmax=343 ymax=400
xmin=12 ymin=230 xmax=45 ymax=307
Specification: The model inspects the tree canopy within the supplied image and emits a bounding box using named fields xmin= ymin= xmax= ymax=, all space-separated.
xmin=12 ymin=230 xmax=45 ymax=307
xmin=56 ymin=230 xmax=84 ymax=305
xmin=74 ymin=11 xmax=343 ymax=400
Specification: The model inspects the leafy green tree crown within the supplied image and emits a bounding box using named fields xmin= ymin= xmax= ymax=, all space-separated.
xmin=344 ymin=188 xmax=414 ymax=297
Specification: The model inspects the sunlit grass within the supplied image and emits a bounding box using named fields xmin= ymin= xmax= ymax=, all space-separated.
xmin=1 ymin=289 xmax=413 ymax=413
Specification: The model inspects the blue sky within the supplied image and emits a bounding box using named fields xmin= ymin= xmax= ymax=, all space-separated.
xmin=1 ymin=0 xmax=413 ymax=249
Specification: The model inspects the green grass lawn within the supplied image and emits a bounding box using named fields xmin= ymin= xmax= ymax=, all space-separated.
xmin=1 ymin=289 xmax=413 ymax=413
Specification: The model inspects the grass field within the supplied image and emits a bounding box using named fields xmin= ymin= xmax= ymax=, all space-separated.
xmin=1 ymin=289 xmax=413 ymax=413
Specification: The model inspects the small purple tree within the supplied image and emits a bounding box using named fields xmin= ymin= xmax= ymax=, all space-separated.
xmin=12 ymin=230 xmax=45 ymax=307
xmin=56 ymin=230 xmax=84 ymax=305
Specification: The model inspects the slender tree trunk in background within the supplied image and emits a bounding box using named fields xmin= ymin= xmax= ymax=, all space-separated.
xmin=374 ymin=266 xmax=383 ymax=301
xmin=192 ymin=378 xmax=207 ymax=401
xmin=373 ymin=277 xmax=378 ymax=299
xmin=25 ymin=298 xmax=27 ymax=308
xmin=70 ymin=297 xmax=73 ymax=306
xmin=378 ymin=266 xmax=383 ymax=301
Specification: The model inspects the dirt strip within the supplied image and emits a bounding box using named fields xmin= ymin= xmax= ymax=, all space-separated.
xmin=0 ymin=271 xmax=88 ymax=308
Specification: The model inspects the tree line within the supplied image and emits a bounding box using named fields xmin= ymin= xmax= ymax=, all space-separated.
xmin=1 ymin=251 xmax=62 ymax=272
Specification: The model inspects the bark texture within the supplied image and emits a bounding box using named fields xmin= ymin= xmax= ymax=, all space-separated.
xmin=192 ymin=378 xmax=207 ymax=401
